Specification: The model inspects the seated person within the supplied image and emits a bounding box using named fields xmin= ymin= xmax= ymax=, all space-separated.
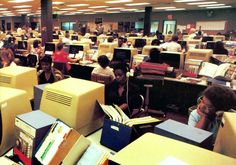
xmin=213 ymin=41 xmax=228 ymax=55
xmin=146 ymin=48 xmax=162 ymax=63
xmin=53 ymin=42 xmax=80 ymax=72
xmin=30 ymin=39 xmax=43 ymax=58
xmin=164 ymin=35 xmax=182 ymax=52
xmin=188 ymin=85 xmax=236 ymax=140
xmin=38 ymin=55 xmax=64 ymax=84
xmin=105 ymin=62 xmax=142 ymax=117
xmin=91 ymin=55 xmax=115 ymax=80
xmin=151 ymin=39 xmax=161 ymax=46
xmin=0 ymin=48 xmax=16 ymax=67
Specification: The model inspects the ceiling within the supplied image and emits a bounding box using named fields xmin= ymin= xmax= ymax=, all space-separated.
xmin=0 ymin=0 xmax=235 ymax=17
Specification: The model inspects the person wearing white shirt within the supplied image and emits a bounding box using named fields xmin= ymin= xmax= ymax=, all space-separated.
xmin=165 ymin=35 xmax=182 ymax=52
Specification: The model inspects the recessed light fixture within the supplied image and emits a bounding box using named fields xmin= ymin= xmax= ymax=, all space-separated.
xmin=166 ymin=8 xmax=186 ymax=11
xmin=188 ymin=2 xmax=217 ymax=5
xmin=13 ymin=5 xmax=32 ymax=8
xmin=106 ymin=7 xmax=124 ymax=10
xmin=206 ymin=5 xmax=232 ymax=9
xmin=106 ymin=0 xmax=132 ymax=4
xmin=175 ymin=0 xmax=205 ymax=2
xmin=89 ymin=6 xmax=108 ymax=9
xmin=8 ymin=0 xmax=33 ymax=3
xmin=125 ymin=3 xmax=150 ymax=6
xmin=154 ymin=7 xmax=176 ymax=10
xmin=0 ymin=8 xmax=8 ymax=11
xmin=52 ymin=2 xmax=64 ymax=5
xmin=198 ymin=4 xmax=225 ymax=7
xmin=106 ymin=11 xmax=121 ymax=13
xmin=67 ymin=4 xmax=89 ymax=7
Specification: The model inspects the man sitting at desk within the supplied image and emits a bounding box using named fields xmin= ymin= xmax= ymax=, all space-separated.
xmin=188 ymin=85 xmax=236 ymax=140
xmin=105 ymin=62 xmax=142 ymax=117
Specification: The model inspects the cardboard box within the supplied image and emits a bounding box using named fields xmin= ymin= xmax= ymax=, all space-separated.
xmin=214 ymin=112 xmax=236 ymax=158
xmin=14 ymin=110 xmax=56 ymax=165
xmin=154 ymin=119 xmax=213 ymax=149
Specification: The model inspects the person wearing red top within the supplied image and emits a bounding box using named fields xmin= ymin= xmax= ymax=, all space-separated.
xmin=52 ymin=42 xmax=79 ymax=72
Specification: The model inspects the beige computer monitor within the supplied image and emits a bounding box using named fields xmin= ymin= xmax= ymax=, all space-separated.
xmin=127 ymin=37 xmax=140 ymax=46
xmin=214 ymin=35 xmax=225 ymax=42
xmin=0 ymin=87 xmax=32 ymax=155
xmin=160 ymin=51 xmax=185 ymax=69
xmin=40 ymin=78 xmax=105 ymax=136
xmin=187 ymin=39 xmax=202 ymax=50
xmin=97 ymin=42 xmax=118 ymax=60
xmin=0 ymin=66 xmax=38 ymax=100
xmin=143 ymin=37 xmax=157 ymax=45
xmin=186 ymin=49 xmax=213 ymax=62
xmin=214 ymin=112 xmax=236 ymax=159
xmin=142 ymin=45 xmax=162 ymax=55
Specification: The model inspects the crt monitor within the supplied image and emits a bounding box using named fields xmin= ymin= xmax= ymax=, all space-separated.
xmin=17 ymin=41 xmax=28 ymax=50
xmin=89 ymin=36 xmax=97 ymax=44
xmin=0 ymin=87 xmax=32 ymax=155
xmin=134 ymin=39 xmax=146 ymax=48
xmin=40 ymin=78 xmax=105 ymax=136
xmin=0 ymin=66 xmax=38 ymax=100
xmin=202 ymin=36 xmax=214 ymax=42
xmin=71 ymin=35 xmax=78 ymax=41
xmin=186 ymin=49 xmax=213 ymax=62
xmin=69 ymin=45 xmax=84 ymax=54
xmin=112 ymin=48 xmax=132 ymax=64
xmin=206 ymin=41 xmax=216 ymax=50
xmin=45 ymin=42 xmax=55 ymax=52
xmin=160 ymin=51 xmax=184 ymax=69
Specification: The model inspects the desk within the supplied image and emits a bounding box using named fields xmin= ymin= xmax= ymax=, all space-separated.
xmin=109 ymin=133 xmax=236 ymax=165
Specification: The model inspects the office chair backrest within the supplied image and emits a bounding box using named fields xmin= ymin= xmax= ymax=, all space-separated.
xmin=91 ymin=73 xmax=112 ymax=84
xmin=27 ymin=54 xmax=38 ymax=67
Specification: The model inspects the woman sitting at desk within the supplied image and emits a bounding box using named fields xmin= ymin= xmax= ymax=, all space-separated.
xmin=52 ymin=42 xmax=80 ymax=73
xmin=38 ymin=55 xmax=64 ymax=84
xmin=0 ymin=48 xmax=16 ymax=68
xmin=213 ymin=41 xmax=228 ymax=55
xmin=105 ymin=62 xmax=142 ymax=117
xmin=91 ymin=55 xmax=115 ymax=80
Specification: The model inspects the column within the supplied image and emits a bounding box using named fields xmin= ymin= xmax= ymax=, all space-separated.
xmin=143 ymin=6 xmax=152 ymax=36
xmin=41 ymin=0 xmax=53 ymax=46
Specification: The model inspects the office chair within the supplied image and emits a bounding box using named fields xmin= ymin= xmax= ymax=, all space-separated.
xmin=91 ymin=73 xmax=113 ymax=84
xmin=132 ymin=75 xmax=166 ymax=118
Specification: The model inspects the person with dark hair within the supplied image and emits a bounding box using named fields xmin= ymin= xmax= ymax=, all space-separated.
xmin=62 ymin=31 xmax=72 ymax=45
xmin=91 ymin=55 xmax=115 ymax=80
xmin=52 ymin=42 xmax=80 ymax=72
xmin=38 ymin=55 xmax=64 ymax=84
xmin=0 ymin=48 xmax=16 ymax=67
xmin=107 ymin=36 xmax=114 ymax=43
xmin=151 ymin=39 xmax=161 ymax=46
xmin=30 ymin=39 xmax=43 ymax=58
xmin=188 ymin=85 xmax=236 ymax=139
xmin=147 ymin=48 xmax=162 ymax=63
xmin=105 ymin=62 xmax=142 ymax=117
xmin=165 ymin=35 xmax=182 ymax=52
xmin=213 ymin=41 xmax=228 ymax=55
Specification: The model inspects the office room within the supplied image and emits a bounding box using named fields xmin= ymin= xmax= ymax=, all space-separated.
xmin=0 ymin=0 xmax=236 ymax=164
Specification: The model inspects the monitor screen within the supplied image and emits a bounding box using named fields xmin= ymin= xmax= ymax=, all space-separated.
xmin=17 ymin=41 xmax=28 ymax=50
xmin=71 ymin=35 xmax=78 ymax=41
xmin=69 ymin=45 xmax=83 ymax=54
xmin=53 ymin=34 xmax=59 ymax=39
xmin=202 ymin=36 xmax=214 ymax=42
xmin=113 ymin=48 xmax=131 ymax=63
xmin=45 ymin=43 xmax=55 ymax=52
xmin=134 ymin=39 xmax=146 ymax=48
xmin=160 ymin=52 xmax=181 ymax=69
xmin=206 ymin=41 xmax=216 ymax=50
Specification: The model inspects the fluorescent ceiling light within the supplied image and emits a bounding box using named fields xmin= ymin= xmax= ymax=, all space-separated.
xmin=188 ymin=2 xmax=217 ymax=5
xmin=52 ymin=2 xmax=64 ymax=5
xmin=175 ymin=0 xmax=205 ymax=2
xmin=89 ymin=6 xmax=108 ymax=9
xmin=106 ymin=11 xmax=121 ymax=13
xmin=78 ymin=9 xmax=93 ymax=12
xmin=106 ymin=7 xmax=124 ymax=10
xmin=198 ymin=4 xmax=225 ymax=7
xmin=17 ymin=11 xmax=30 ymax=14
xmin=206 ymin=5 xmax=232 ymax=9
xmin=154 ymin=7 xmax=176 ymax=10
xmin=135 ymin=10 xmax=145 ymax=12
xmin=121 ymin=8 xmax=137 ymax=11
xmin=8 ymin=0 xmax=33 ymax=3
xmin=1 ymin=11 xmax=12 ymax=13
xmin=13 ymin=5 xmax=32 ymax=8
xmin=84 ymin=12 xmax=96 ymax=15
xmin=0 ymin=8 xmax=8 ymax=11
xmin=94 ymin=10 xmax=107 ymax=13
xmin=67 ymin=4 xmax=89 ymax=7
xmin=0 ymin=4 xmax=3 ymax=6
xmin=106 ymin=0 xmax=132 ymax=4
xmin=16 ymin=9 xmax=31 ymax=11
xmin=166 ymin=8 xmax=186 ymax=11
xmin=125 ymin=3 xmax=150 ymax=6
